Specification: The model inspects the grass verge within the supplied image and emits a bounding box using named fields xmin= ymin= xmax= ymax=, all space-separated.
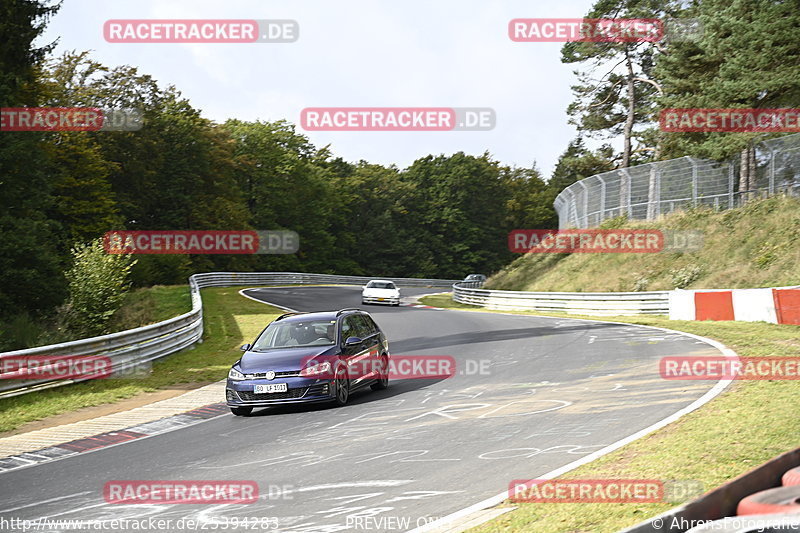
xmin=419 ymin=294 xmax=800 ymax=533
xmin=108 ymin=284 xmax=192 ymax=331
xmin=488 ymin=196 xmax=800 ymax=292
xmin=0 ymin=287 xmax=280 ymax=433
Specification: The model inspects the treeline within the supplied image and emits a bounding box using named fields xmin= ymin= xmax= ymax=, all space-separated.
xmin=4 ymin=0 xmax=797 ymax=348
xmin=1 ymin=2 xmax=572 ymax=339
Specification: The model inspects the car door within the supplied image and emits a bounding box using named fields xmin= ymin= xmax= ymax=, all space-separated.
xmin=340 ymin=315 xmax=369 ymax=384
xmin=353 ymin=314 xmax=381 ymax=382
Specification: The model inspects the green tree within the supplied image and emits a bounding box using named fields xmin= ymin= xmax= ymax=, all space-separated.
xmin=402 ymin=153 xmax=511 ymax=278
xmin=656 ymin=0 xmax=800 ymax=197
xmin=562 ymin=0 xmax=681 ymax=166
xmin=62 ymin=239 xmax=136 ymax=337
xmin=0 ymin=0 xmax=66 ymax=320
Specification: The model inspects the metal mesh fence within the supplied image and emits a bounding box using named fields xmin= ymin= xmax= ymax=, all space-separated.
xmin=555 ymin=134 xmax=800 ymax=228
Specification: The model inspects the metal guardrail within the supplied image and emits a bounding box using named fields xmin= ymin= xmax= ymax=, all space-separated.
xmin=452 ymin=282 xmax=670 ymax=316
xmin=0 ymin=272 xmax=459 ymax=398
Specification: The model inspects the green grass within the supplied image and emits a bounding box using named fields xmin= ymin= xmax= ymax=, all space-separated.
xmin=108 ymin=284 xmax=192 ymax=331
xmin=0 ymin=287 xmax=281 ymax=433
xmin=419 ymin=294 xmax=800 ymax=533
xmin=489 ymin=196 xmax=800 ymax=292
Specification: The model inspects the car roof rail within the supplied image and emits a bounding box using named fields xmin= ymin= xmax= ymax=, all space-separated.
xmin=275 ymin=312 xmax=307 ymax=321
xmin=336 ymin=308 xmax=362 ymax=316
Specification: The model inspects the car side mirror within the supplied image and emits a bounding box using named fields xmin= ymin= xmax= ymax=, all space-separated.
xmin=240 ymin=343 xmax=251 ymax=351
xmin=344 ymin=336 xmax=362 ymax=347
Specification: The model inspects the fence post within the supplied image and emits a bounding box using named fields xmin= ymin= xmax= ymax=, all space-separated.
xmin=620 ymin=169 xmax=633 ymax=217
xmin=655 ymin=165 xmax=661 ymax=218
xmin=768 ymin=147 xmax=775 ymax=194
xmin=690 ymin=158 xmax=698 ymax=206
xmin=579 ymin=181 xmax=589 ymax=228
xmin=598 ymin=175 xmax=607 ymax=222
xmin=646 ymin=164 xmax=660 ymax=220
xmin=728 ymin=163 xmax=735 ymax=208
xmin=566 ymin=188 xmax=579 ymax=228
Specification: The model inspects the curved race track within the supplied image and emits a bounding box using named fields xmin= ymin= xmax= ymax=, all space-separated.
xmin=0 ymin=286 xmax=724 ymax=532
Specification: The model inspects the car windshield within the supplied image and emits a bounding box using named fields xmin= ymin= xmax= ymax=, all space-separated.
xmin=252 ymin=319 xmax=336 ymax=350
xmin=366 ymin=281 xmax=396 ymax=289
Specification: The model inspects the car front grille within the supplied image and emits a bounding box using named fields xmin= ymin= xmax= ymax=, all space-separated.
xmin=237 ymin=387 xmax=308 ymax=401
xmin=244 ymin=370 xmax=300 ymax=379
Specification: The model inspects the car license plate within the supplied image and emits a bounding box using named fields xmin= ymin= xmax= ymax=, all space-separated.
xmin=378 ymin=298 xmax=385 ymax=301
xmin=254 ymin=383 xmax=287 ymax=393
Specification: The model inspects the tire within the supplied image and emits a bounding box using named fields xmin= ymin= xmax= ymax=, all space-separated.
xmin=230 ymin=406 xmax=252 ymax=416
xmin=737 ymin=486 xmax=800 ymax=516
xmin=332 ymin=365 xmax=350 ymax=406
xmin=371 ymin=355 xmax=389 ymax=391
xmin=784 ymin=466 xmax=800 ymax=487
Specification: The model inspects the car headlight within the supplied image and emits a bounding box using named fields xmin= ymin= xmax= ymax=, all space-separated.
xmin=228 ymin=368 xmax=245 ymax=380
xmin=300 ymin=361 xmax=332 ymax=377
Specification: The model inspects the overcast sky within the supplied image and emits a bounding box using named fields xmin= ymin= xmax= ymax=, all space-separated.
xmin=39 ymin=0 xmax=597 ymax=177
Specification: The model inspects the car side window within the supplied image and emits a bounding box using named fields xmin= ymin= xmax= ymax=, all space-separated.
xmin=363 ymin=316 xmax=379 ymax=336
xmin=341 ymin=316 xmax=358 ymax=341
xmin=354 ymin=315 xmax=375 ymax=339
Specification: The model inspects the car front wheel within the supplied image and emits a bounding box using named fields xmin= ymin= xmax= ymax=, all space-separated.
xmin=230 ymin=407 xmax=252 ymax=416
xmin=332 ymin=365 xmax=350 ymax=406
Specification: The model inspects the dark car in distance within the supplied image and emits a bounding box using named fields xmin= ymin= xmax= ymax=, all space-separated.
xmin=226 ymin=309 xmax=390 ymax=415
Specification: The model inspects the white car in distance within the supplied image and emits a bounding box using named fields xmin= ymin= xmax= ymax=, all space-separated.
xmin=361 ymin=280 xmax=401 ymax=306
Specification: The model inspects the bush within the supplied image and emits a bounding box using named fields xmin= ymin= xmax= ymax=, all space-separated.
xmin=669 ymin=264 xmax=703 ymax=289
xmin=62 ymin=239 xmax=137 ymax=337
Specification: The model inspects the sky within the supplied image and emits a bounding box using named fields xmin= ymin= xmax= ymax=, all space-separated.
xmin=38 ymin=0 xmax=598 ymax=177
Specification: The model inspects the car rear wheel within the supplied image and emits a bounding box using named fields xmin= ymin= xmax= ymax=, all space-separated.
xmin=332 ymin=365 xmax=350 ymax=406
xmin=371 ymin=355 xmax=389 ymax=390
xmin=230 ymin=407 xmax=252 ymax=416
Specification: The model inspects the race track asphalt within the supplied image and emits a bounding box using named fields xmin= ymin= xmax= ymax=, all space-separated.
xmin=0 ymin=286 xmax=722 ymax=533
